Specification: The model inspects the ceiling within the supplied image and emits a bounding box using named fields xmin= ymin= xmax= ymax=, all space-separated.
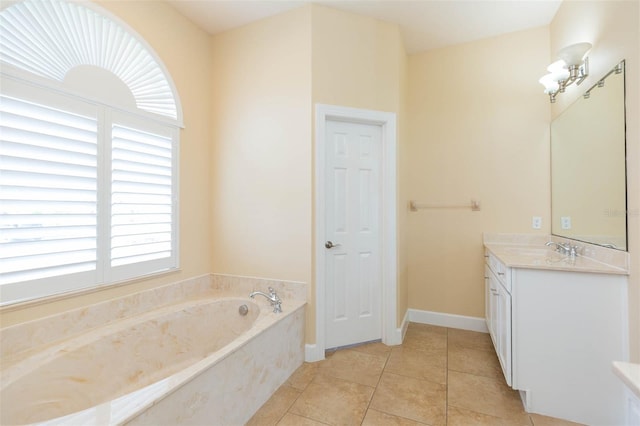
xmin=167 ymin=0 xmax=562 ymax=54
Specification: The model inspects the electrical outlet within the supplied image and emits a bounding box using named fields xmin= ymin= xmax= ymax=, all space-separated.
xmin=532 ymin=216 xmax=542 ymax=229
xmin=561 ymin=216 xmax=571 ymax=229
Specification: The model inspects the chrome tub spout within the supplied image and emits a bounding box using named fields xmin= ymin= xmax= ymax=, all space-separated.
xmin=249 ymin=287 xmax=282 ymax=313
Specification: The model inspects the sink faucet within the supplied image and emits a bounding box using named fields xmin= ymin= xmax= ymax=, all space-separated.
xmin=546 ymin=241 xmax=580 ymax=259
xmin=249 ymin=287 xmax=282 ymax=313
xmin=546 ymin=241 xmax=569 ymax=254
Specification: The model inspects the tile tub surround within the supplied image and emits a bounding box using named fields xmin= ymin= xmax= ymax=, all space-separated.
xmin=483 ymin=233 xmax=630 ymax=274
xmin=125 ymin=307 xmax=305 ymax=425
xmin=0 ymin=273 xmax=306 ymax=360
xmin=0 ymin=274 xmax=306 ymax=425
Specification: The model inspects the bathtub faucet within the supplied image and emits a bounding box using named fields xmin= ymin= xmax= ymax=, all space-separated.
xmin=249 ymin=287 xmax=282 ymax=313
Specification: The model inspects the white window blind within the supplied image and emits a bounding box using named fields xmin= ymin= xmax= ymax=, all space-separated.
xmin=0 ymin=94 xmax=98 ymax=285
xmin=0 ymin=0 xmax=181 ymax=305
xmin=0 ymin=0 xmax=180 ymax=121
xmin=111 ymin=123 xmax=173 ymax=268
xmin=0 ymin=80 xmax=178 ymax=304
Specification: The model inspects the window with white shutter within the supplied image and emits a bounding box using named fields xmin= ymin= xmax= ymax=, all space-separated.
xmin=0 ymin=0 xmax=181 ymax=305
xmin=110 ymin=116 xmax=177 ymax=282
xmin=0 ymin=93 xmax=98 ymax=285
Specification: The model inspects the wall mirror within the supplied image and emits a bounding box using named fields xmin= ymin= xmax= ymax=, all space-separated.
xmin=551 ymin=60 xmax=627 ymax=250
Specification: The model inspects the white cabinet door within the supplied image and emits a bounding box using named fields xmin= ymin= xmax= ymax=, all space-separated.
xmin=496 ymin=281 xmax=512 ymax=387
xmin=485 ymin=264 xmax=494 ymax=342
xmin=486 ymin=261 xmax=512 ymax=387
xmin=488 ymin=271 xmax=499 ymax=348
xmin=627 ymin=388 xmax=640 ymax=426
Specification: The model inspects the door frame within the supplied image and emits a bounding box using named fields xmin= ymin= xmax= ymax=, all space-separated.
xmin=310 ymin=103 xmax=398 ymax=362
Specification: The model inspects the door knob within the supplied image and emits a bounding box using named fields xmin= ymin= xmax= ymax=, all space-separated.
xmin=325 ymin=241 xmax=341 ymax=249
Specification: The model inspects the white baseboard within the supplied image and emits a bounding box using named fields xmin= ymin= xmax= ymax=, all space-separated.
xmin=400 ymin=309 xmax=409 ymax=341
xmin=305 ymin=343 xmax=324 ymax=363
xmin=384 ymin=309 xmax=410 ymax=346
xmin=408 ymin=308 xmax=488 ymax=333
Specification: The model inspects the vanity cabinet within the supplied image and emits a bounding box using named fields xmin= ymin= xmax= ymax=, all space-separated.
xmin=626 ymin=388 xmax=640 ymax=426
xmin=484 ymin=254 xmax=511 ymax=386
xmin=484 ymin=247 xmax=628 ymax=425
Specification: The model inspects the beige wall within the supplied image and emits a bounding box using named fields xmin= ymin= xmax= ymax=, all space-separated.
xmin=209 ymin=7 xmax=313 ymax=282
xmin=208 ymin=6 xmax=314 ymax=339
xmin=0 ymin=1 xmax=214 ymax=327
xmin=406 ymin=27 xmax=551 ymax=318
xmin=311 ymin=4 xmax=409 ymax=331
xmin=311 ymin=5 xmax=406 ymax=113
xmin=209 ymin=4 xmax=408 ymax=344
xmin=550 ymin=0 xmax=640 ymax=361
xmin=397 ymin=34 xmax=410 ymax=327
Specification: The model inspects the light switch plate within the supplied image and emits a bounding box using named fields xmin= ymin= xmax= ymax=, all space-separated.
xmin=561 ymin=216 xmax=571 ymax=229
xmin=532 ymin=216 xmax=542 ymax=229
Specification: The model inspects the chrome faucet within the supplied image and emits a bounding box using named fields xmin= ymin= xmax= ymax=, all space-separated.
xmin=546 ymin=241 xmax=580 ymax=259
xmin=249 ymin=287 xmax=282 ymax=313
xmin=546 ymin=241 xmax=570 ymax=255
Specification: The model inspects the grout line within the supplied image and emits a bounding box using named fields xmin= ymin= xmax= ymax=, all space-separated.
xmin=358 ymin=346 xmax=391 ymax=425
xmin=266 ymin=326 xmax=551 ymax=426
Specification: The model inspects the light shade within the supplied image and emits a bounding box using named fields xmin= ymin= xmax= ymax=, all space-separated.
xmin=539 ymin=74 xmax=559 ymax=94
xmin=546 ymin=61 xmax=571 ymax=82
xmin=557 ymin=42 xmax=592 ymax=67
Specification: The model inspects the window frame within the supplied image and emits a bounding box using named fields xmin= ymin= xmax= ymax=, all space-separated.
xmin=0 ymin=73 xmax=180 ymax=306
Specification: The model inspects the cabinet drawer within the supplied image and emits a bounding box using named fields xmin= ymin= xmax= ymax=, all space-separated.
xmin=487 ymin=252 xmax=511 ymax=292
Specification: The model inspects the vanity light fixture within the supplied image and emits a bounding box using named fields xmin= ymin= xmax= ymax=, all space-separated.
xmin=583 ymin=60 xmax=624 ymax=100
xmin=539 ymin=42 xmax=592 ymax=103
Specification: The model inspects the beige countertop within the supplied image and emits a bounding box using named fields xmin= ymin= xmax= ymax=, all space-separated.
xmin=484 ymin=243 xmax=629 ymax=275
xmin=613 ymin=361 xmax=640 ymax=399
xmin=483 ymin=233 xmax=629 ymax=276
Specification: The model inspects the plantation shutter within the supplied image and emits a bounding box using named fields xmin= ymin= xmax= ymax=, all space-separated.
xmin=109 ymin=115 xmax=176 ymax=282
xmin=0 ymin=0 xmax=181 ymax=305
xmin=0 ymin=94 xmax=99 ymax=285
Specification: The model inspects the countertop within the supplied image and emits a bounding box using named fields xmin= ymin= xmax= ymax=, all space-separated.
xmin=483 ymin=233 xmax=629 ymax=276
xmin=484 ymin=243 xmax=629 ymax=275
xmin=613 ymin=361 xmax=640 ymax=400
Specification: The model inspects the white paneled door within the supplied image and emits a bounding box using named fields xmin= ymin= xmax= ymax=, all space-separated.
xmin=324 ymin=119 xmax=382 ymax=349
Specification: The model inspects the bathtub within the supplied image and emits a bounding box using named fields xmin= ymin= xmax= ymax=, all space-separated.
xmin=0 ymin=274 xmax=306 ymax=425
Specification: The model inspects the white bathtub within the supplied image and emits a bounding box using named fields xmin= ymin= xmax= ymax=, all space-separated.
xmin=0 ymin=274 xmax=306 ymax=425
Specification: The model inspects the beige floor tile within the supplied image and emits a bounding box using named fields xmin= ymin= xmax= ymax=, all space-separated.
xmin=252 ymin=326 xmax=579 ymax=426
xmin=448 ymin=370 xmax=530 ymax=424
xmin=289 ymin=373 xmax=374 ymax=425
xmin=402 ymin=325 xmax=448 ymax=351
xmin=246 ymin=385 xmax=301 ymax=426
xmin=447 ymin=328 xmax=494 ymax=352
xmin=385 ymin=345 xmax=447 ymax=384
xmin=362 ymin=408 xmax=427 ymax=425
xmin=447 ymin=406 xmax=532 ymax=426
xmin=407 ymin=323 xmax=448 ymax=335
xmin=277 ymin=413 xmax=329 ymax=426
xmin=285 ymin=362 xmax=319 ymax=391
xmin=529 ymin=413 xmax=584 ymax=426
xmin=351 ymin=341 xmax=393 ymax=358
xmin=317 ymin=348 xmax=387 ymax=387
xmin=370 ymin=371 xmax=446 ymax=425
xmin=448 ymin=345 xmax=503 ymax=380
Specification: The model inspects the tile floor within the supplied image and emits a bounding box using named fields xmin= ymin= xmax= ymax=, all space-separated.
xmin=247 ymin=323 xmax=582 ymax=426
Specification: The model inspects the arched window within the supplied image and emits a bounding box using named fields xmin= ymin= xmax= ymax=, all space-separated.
xmin=0 ymin=0 xmax=182 ymax=305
